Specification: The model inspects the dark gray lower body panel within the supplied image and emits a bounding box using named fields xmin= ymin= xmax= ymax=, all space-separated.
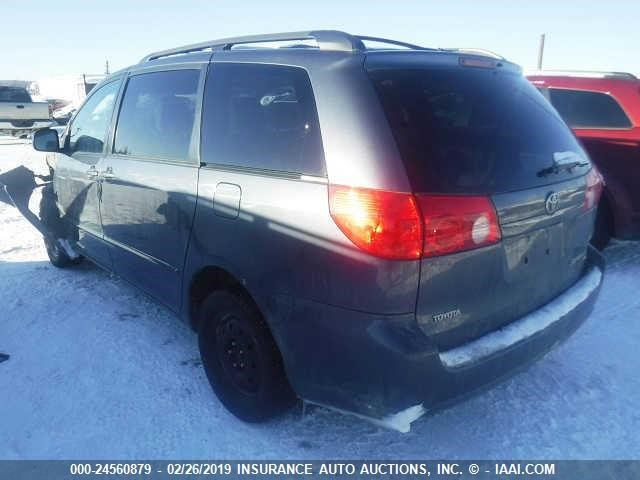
xmin=277 ymin=248 xmax=605 ymax=430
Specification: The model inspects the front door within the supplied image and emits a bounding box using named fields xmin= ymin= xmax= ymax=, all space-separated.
xmin=53 ymin=78 xmax=122 ymax=268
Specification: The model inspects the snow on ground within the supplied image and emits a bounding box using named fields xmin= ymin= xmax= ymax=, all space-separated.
xmin=1 ymin=138 xmax=639 ymax=459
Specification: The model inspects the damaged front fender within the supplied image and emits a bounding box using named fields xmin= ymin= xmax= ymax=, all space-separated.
xmin=1 ymin=164 xmax=80 ymax=262
xmin=0 ymin=165 xmax=53 ymax=239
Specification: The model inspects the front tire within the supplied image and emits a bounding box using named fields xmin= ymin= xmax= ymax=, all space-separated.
xmin=39 ymin=185 xmax=82 ymax=268
xmin=198 ymin=291 xmax=296 ymax=422
xmin=43 ymin=236 xmax=81 ymax=268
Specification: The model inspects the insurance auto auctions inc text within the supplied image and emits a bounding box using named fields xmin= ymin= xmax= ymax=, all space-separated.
xmin=235 ymin=462 xmax=556 ymax=476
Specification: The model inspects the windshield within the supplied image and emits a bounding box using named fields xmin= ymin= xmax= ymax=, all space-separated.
xmin=368 ymin=67 xmax=590 ymax=194
xmin=0 ymin=86 xmax=32 ymax=103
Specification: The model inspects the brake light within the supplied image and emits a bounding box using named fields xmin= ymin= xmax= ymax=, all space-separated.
xmin=329 ymin=186 xmax=502 ymax=260
xmin=583 ymin=166 xmax=604 ymax=212
xmin=459 ymin=57 xmax=498 ymax=69
xmin=329 ymin=185 xmax=422 ymax=260
xmin=416 ymin=195 xmax=501 ymax=257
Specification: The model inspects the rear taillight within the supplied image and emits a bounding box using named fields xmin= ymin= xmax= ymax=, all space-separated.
xmin=416 ymin=195 xmax=501 ymax=257
xmin=329 ymin=185 xmax=422 ymax=260
xmin=329 ymin=186 xmax=501 ymax=260
xmin=583 ymin=166 xmax=604 ymax=212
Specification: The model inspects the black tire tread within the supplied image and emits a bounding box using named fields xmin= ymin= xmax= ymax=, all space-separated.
xmin=198 ymin=290 xmax=296 ymax=422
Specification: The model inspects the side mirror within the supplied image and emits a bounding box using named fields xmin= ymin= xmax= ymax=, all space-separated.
xmin=33 ymin=128 xmax=60 ymax=153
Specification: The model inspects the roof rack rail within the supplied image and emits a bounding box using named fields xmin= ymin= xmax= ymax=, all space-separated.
xmin=139 ymin=30 xmax=436 ymax=63
xmin=140 ymin=30 xmax=366 ymax=62
xmin=355 ymin=35 xmax=430 ymax=51
xmin=439 ymin=48 xmax=505 ymax=60
xmin=529 ymin=70 xmax=638 ymax=80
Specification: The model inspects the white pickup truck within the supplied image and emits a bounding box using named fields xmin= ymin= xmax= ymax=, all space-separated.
xmin=0 ymin=86 xmax=54 ymax=137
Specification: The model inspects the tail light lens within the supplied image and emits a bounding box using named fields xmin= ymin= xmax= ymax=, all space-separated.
xmin=329 ymin=185 xmax=422 ymax=260
xmin=329 ymin=186 xmax=501 ymax=260
xmin=583 ymin=166 xmax=604 ymax=212
xmin=416 ymin=195 xmax=501 ymax=257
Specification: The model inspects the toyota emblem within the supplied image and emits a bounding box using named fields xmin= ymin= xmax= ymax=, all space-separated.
xmin=545 ymin=192 xmax=560 ymax=215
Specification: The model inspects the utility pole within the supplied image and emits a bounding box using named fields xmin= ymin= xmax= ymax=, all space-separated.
xmin=537 ymin=34 xmax=546 ymax=71
xmin=105 ymin=60 xmax=110 ymax=75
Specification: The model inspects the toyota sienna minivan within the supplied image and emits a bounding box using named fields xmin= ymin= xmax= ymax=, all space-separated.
xmin=12 ymin=31 xmax=604 ymax=432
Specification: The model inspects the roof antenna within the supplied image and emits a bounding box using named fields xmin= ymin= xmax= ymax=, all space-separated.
xmin=105 ymin=59 xmax=110 ymax=75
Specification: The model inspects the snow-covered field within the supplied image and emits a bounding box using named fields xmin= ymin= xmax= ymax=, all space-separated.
xmin=1 ymin=139 xmax=639 ymax=459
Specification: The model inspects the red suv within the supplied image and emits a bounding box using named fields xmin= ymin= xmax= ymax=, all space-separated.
xmin=528 ymin=71 xmax=640 ymax=248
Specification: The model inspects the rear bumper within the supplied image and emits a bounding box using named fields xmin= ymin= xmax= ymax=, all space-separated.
xmin=279 ymin=247 xmax=604 ymax=431
xmin=0 ymin=120 xmax=54 ymax=131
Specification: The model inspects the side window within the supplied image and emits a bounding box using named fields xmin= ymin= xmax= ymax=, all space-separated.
xmin=201 ymin=63 xmax=326 ymax=176
xmin=549 ymin=89 xmax=632 ymax=129
xmin=69 ymin=80 xmax=120 ymax=154
xmin=113 ymin=69 xmax=199 ymax=160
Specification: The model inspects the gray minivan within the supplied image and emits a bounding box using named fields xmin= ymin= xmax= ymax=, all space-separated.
xmin=22 ymin=31 xmax=604 ymax=431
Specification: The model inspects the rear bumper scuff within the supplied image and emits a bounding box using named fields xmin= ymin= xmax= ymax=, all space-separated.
xmin=439 ymin=264 xmax=603 ymax=369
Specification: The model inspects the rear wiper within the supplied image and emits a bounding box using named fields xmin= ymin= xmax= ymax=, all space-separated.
xmin=537 ymin=160 xmax=589 ymax=177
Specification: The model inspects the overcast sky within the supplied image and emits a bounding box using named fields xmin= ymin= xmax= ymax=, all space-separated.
xmin=2 ymin=0 xmax=638 ymax=80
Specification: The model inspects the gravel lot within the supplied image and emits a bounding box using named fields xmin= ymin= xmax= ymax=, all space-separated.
xmin=1 ymin=139 xmax=639 ymax=459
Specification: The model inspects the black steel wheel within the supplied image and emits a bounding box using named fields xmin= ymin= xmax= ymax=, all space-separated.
xmin=215 ymin=314 xmax=261 ymax=395
xmin=198 ymin=290 xmax=296 ymax=422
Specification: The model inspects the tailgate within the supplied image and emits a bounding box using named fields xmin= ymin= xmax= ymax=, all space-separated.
xmin=0 ymin=102 xmax=50 ymax=121
xmin=367 ymin=60 xmax=599 ymax=349
xmin=415 ymin=177 xmax=594 ymax=349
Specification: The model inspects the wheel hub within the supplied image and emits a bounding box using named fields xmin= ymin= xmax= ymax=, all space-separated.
xmin=216 ymin=316 xmax=260 ymax=394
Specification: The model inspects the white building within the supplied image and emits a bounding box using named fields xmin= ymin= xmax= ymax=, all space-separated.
xmin=33 ymin=74 xmax=106 ymax=107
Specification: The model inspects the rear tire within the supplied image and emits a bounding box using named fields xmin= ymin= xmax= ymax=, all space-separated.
xmin=591 ymin=199 xmax=612 ymax=250
xmin=198 ymin=290 xmax=296 ymax=422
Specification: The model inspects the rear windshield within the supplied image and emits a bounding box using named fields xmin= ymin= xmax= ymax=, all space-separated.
xmin=368 ymin=67 xmax=590 ymax=194
xmin=0 ymin=86 xmax=31 ymax=103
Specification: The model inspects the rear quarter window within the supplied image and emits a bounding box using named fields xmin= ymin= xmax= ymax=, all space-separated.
xmin=548 ymin=89 xmax=632 ymax=129
xmin=200 ymin=63 xmax=325 ymax=177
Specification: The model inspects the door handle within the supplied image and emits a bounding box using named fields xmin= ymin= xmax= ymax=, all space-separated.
xmin=101 ymin=166 xmax=115 ymax=180
xmin=86 ymin=166 xmax=99 ymax=180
